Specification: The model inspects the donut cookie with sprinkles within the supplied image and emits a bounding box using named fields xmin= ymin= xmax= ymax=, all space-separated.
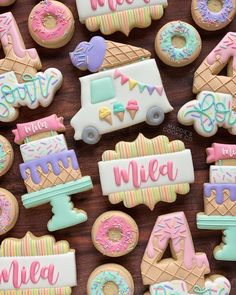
xmin=91 ymin=211 xmax=139 ymax=257
xmin=155 ymin=21 xmax=202 ymax=67
xmin=192 ymin=0 xmax=236 ymax=31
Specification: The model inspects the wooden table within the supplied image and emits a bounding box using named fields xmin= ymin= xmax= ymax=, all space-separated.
xmin=0 ymin=0 xmax=236 ymax=294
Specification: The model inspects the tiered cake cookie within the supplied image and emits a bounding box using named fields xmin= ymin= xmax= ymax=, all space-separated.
xmin=13 ymin=115 xmax=93 ymax=231
xmin=197 ymin=143 xmax=236 ymax=261
xmin=142 ymin=212 xmax=231 ymax=294
xmin=178 ymin=32 xmax=236 ymax=137
xmin=70 ymin=36 xmax=173 ymax=144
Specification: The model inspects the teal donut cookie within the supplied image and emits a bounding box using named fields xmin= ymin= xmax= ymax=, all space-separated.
xmin=155 ymin=21 xmax=202 ymax=67
xmin=87 ymin=264 xmax=134 ymax=295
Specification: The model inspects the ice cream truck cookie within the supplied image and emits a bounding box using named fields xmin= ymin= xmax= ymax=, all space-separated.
xmin=98 ymin=134 xmax=195 ymax=210
xmin=70 ymin=37 xmax=173 ymax=145
xmin=76 ymin=0 xmax=168 ymax=35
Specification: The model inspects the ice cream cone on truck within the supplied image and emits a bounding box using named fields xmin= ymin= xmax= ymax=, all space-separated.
xmin=69 ymin=36 xmax=151 ymax=73
xmin=126 ymin=100 xmax=139 ymax=120
xmin=113 ymin=102 xmax=125 ymax=122
xmin=99 ymin=107 xmax=112 ymax=125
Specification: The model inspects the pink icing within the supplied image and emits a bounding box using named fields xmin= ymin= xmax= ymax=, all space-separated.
xmin=90 ymin=0 xmax=151 ymax=11
xmin=0 ymin=13 xmax=38 ymax=59
xmin=0 ymin=260 xmax=59 ymax=288
xmin=206 ymin=143 xmax=236 ymax=163
xmin=30 ymin=1 xmax=72 ymax=41
xmin=146 ymin=212 xmax=210 ymax=270
xmin=12 ymin=114 xmax=65 ymax=144
xmin=113 ymin=159 xmax=178 ymax=188
xmin=0 ymin=194 xmax=11 ymax=234
xmin=96 ymin=216 xmax=135 ymax=254
xmin=207 ymin=32 xmax=236 ymax=71
xmin=126 ymin=100 xmax=139 ymax=111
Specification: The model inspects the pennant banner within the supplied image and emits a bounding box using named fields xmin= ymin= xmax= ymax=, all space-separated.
xmin=114 ymin=69 xmax=163 ymax=96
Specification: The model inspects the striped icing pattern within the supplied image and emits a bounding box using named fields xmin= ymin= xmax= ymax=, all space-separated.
xmin=0 ymin=232 xmax=70 ymax=257
xmin=85 ymin=5 xmax=164 ymax=35
xmin=0 ymin=233 xmax=72 ymax=295
xmin=102 ymin=134 xmax=185 ymax=161
xmin=108 ymin=183 xmax=190 ymax=210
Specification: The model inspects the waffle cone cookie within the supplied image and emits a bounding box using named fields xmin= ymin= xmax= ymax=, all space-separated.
xmin=141 ymin=212 xmax=219 ymax=293
xmin=70 ymin=36 xmax=151 ymax=72
xmin=193 ymin=32 xmax=236 ymax=100
xmin=0 ymin=12 xmax=42 ymax=82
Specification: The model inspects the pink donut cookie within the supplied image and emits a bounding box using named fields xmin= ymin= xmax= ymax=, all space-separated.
xmin=28 ymin=0 xmax=75 ymax=49
xmin=92 ymin=211 xmax=139 ymax=257
xmin=0 ymin=188 xmax=19 ymax=235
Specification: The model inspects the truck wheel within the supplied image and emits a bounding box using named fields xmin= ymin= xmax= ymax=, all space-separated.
xmin=82 ymin=126 xmax=101 ymax=145
xmin=146 ymin=106 xmax=165 ymax=126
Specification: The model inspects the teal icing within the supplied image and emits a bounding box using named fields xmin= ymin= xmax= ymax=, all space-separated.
xmin=0 ymin=143 xmax=6 ymax=171
xmin=90 ymin=270 xmax=131 ymax=295
xmin=160 ymin=21 xmax=200 ymax=63
xmin=113 ymin=102 xmax=125 ymax=113
xmin=91 ymin=77 xmax=115 ymax=104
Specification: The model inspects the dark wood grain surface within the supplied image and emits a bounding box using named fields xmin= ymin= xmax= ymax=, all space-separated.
xmin=0 ymin=0 xmax=236 ymax=294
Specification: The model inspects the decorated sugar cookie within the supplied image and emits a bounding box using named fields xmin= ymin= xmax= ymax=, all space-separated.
xmin=0 ymin=0 xmax=15 ymax=6
xmin=141 ymin=212 xmax=231 ymax=294
xmin=0 ymin=135 xmax=13 ymax=177
xmin=87 ymin=264 xmax=134 ymax=295
xmin=0 ymin=188 xmax=18 ymax=235
xmin=70 ymin=40 xmax=173 ymax=144
xmin=91 ymin=211 xmax=139 ymax=257
xmin=13 ymin=115 xmax=93 ymax=231
xmin=28 ymin=0 xmax=75 ymax=48
xmin=0 ymin=12 xmax=63 ymax=122
xmin=76 ymin=0 xmax=168 ymax=35
xmin=0 ymin=232 xmax=77 ymax=293
xmin=98 ymin=134 xmax=195 ymax=210
xmin=155 ymin=21 xmax=202 ymax=67
xmin=70 ymin=36 xmax=151 ymax=72
xmin=191 ymin=0 xmax=236 ymax=31
xmin=197 ymin=143 xmax=236 ymax=261
xmin=178 ymin=32 xmax=236 ymax=137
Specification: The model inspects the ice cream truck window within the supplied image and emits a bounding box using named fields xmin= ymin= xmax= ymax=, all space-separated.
xmin=91 ymin=77 xmax=115 ymax=104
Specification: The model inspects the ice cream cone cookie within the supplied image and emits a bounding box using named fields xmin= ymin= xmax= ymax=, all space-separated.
xmin=0 ymin=188 xmax=18 ymax=235
xmin=113 ymin=102 xmax=125 ymax=122
xmin=155 ymin=21 xmax=202 ymax=67
xmin=91 ymin=211 xmax=139 ymax=257
xmin=28 ymin=0 xmax=75 ymax=49
xmin=70 ymin=36 xmax=151 ymax=73
xmin=0 ymin=135 xmax=13 ymax=177
xmin=99 ymin=107 xmax=112 ymax=125
xmin=191 ymin=0 xmax=236 ymax=31
xmin=87 ymin=264 xmax=134 ymax=295
xmin=126 ymin=100 xmax=139 ymax=119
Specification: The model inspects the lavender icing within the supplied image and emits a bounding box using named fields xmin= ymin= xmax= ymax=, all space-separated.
xmin=69 ymin=36 xmax=106 ymax=72
xmin=20 ymin=150 xmax=79 ymax=184
xmin=204 ymin=183 xmax=236 ymax=204
xmin=197 ymin=0 xmax=234 ymax=24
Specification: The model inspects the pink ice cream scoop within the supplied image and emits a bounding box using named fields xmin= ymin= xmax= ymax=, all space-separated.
xmin=126 ymin=100 xmax=139 ymax=120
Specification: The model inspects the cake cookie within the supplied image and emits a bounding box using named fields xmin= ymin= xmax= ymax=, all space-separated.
xmin=197 ymin=143 xmax=236 ymax=261
xmin=70 ymin=53 xmax=173 ymax=144
xmin=0 ymin=12 xmax=63 ymax=122
xmin=141 ymin=212 xmax=231 ymax=293
xmin=155 ymin=21 xmax=202 ymax=67
xmin=0 ymin=135 xmax=13 ymax=176
xmin=28 ymin=0 xmax=75 ymax=48
xmin=76 ymin=0 xmax=168 ymax=36
xmin=0 ymin=188 xmax=18 ymax=235
xmin=13 ymin=115 xmax=93 ymax=231
xmin=92 ymin=211 xmax=139 ymax=257
xmin=98 ymin=134 xmax=194 ymax=210
xmin=70 ymin=36 xmax=151 ymax=72
xmin=191 ymin=0 xmax=236 ymax=31
xmin=0 ymin=232 xmax=77 ymax=293
xmin=87 ymin=264 xmax=134 ymax=295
